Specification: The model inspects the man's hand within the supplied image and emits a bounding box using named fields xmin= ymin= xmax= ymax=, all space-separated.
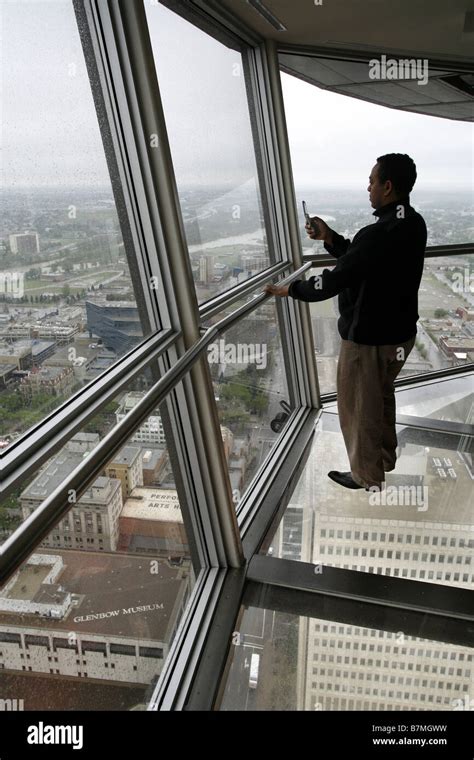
xmin=264 ymin=283 xmax=289 ymax=297
xmin=306 ymin=216 xmax=333 ymax=246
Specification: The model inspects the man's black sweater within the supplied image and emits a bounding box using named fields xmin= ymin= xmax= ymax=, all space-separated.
xmin=288 ymin=199 xmax=427 ymax=345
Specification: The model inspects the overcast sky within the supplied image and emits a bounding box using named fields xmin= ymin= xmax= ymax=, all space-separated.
xmin=282 ymin=73 xmax=473 ymax=191
xmin=2 ymin=0 xmax=473 ymax=193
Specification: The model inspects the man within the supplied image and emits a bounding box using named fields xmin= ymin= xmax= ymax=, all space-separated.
xmin=265 ymin=153 xmax=427 ymax=491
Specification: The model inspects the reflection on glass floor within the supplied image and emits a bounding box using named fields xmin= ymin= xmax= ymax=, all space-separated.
xmin=218 ymin=595 xmax=473 ymax=711
xmin=263 ymin=413 xmax=473 ymax=590
xmin=396 ymin=373 xmax=473 ymax=424
xmin=323 ymin=372 xmax=473 ymax=425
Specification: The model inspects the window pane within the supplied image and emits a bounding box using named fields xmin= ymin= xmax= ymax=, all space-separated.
xmin=0 ymin=379 xmax=196 ymax=710
xmin=0 ymin=355 xmax=179 ymax=540
xmin=204 ymin=298 xmax=291 ymax=507
xmin=262 ymin=411 xmax=473 ymax=590
xmin=415 ymin=255 xmax=473 ymax=374
xmin=144 ymin=2 xmax=277 ymax=305
xmin=219 ymin=589 xmax=473 ymax=710
xmin=304 ymin=255 xmax=473 ymax=396
xmin=0 ymin=0 xmax=153 ymax=448
xmin=396 ymin=374 xmax=473 ymax=424
xmin=281 ymin=70 xmax=474 ymax=249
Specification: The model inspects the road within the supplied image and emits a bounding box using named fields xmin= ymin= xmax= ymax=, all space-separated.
xmin=416 ymin=322 xmax=451 ymax=371
xmin=220 ymin=607 xmax=272 ymax=710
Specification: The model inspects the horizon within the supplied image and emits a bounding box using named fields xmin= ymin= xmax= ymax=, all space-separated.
xmin=1 ymin=184 xmax=473 ymax=193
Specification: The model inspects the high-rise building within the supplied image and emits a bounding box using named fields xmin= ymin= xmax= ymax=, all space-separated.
xmin=9 ymin=232 xmax=40 ymax=255
xmin=85 ymin=300 xmax=142 ymax=354
xmin=198 ymin=255 xmax=214 ymax=285
xmin=20 ymin=434 xmax=123 ymax=552
xmin=21 ymin=476 xmax=122 ymax=553
xmin=105 ymin=446 xmax=143 ymax=500
xmin=115 ymin=392 xmax=165 ymax=445
xmin=240 ymin=253 xmax=268 ymax=274
xmin=19 ymin=365 xmax=75 ymax=399
xmin=0 ymin=550 xmax=190 ymax=686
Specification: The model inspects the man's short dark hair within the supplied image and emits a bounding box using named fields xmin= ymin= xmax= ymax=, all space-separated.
xmin=376 ymin=153 xmax=417 ymax=196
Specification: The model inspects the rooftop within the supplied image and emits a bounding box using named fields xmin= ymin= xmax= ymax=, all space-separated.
xmin=121 ymin=488 xmax=182 ymax=522
xmin=141 ymin=449 xmax=163 ymax=469
xmin=22 ymin=366 xmax=72 ymax=382
xmin=109 ymin=446 xmax=141 ymax=467
xmin=0 ymin=549 xmax=188 ymax=642
xmin=21 ymin=434 xmax=100 ymax=501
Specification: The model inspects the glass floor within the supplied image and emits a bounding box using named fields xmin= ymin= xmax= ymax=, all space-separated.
xmin=218 ymin=584 xmax=473 ymax=711
xmin=262 ymin=375 xmax=474 ymax=591
xmin=324 ymin=372 xmax=473 ymax=425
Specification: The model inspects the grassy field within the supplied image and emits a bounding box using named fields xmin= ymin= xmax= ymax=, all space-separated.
xmin=419 ymin=270 xmax=465 ymax=319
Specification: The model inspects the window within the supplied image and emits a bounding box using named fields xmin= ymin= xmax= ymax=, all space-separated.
xmin=145 ymin=2 xmax=280 ymax=306
xmin=0 ymin=367 xmax=197 ymax=709
xmin=204 ymin=297 xmax=291 ymax=507
xmin=219 ymin=588 xmax=474 ymax=711
xmin=1 ymin=0 xmax=154 ymax=445
xmin=264 ymin=410 xmax=473 ymax=590
xmin=280 ymin=69 xmax=473 ymax=394
xmin=1 ymin=0 xmax=471 ymax=720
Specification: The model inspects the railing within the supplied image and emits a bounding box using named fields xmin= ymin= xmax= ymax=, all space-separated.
xmin=0 ymin=263 xmax=312 ymax=585
xmin=302 ymin=242 xmax=474 ymax=266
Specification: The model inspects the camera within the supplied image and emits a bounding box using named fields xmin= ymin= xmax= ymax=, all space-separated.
xmin=302 ymin=200 xmax=320 ymax=236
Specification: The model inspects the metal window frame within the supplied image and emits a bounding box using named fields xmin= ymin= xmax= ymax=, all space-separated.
xmin=148 ymin=566 xmax=245 ymax=711
xmin=129 ymin=0 xmax=326 ymax=568
xmin=323 ymin=404 xmax=474 ymax=437
xmin=303 ymin=243 xmax=474 ymax=266
xmin=2 ymin=0 xmax=472 ymax=715
xmin=171 ymin=404 xmax=474 ymax=711
xmin=241 ymin=580 xmax=474 ymax=647
xmin=303 ymin=243 xmax=474 ymax=267
xmin=142 ymin=4 xmax=321 ymax=412
xmin=0 ymin=263 xmax=310 ymax=584
xmin=154 ymin=408 xmax=320 ymax=712
xmin=320 ymin=358 xmax=474 ymax=407
xmin=147 ymin=2 xmax=474 ymax=710
xmin=160 ymin=0 xmax=263 ymax=47
xmin=261 ymin=38 xmax=320 ymax=410
xmin=73 ymin=0 xmax=163 ymax=337
xmin=247 ymin=555 xmax=474 ymax=623
xmin=1 ymin=329 xmax=176 ymax=497
xmin=395 ymin=414 xmax=473 ymax=437
xmin=395 ymin=365 xmax=474 ymax=388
